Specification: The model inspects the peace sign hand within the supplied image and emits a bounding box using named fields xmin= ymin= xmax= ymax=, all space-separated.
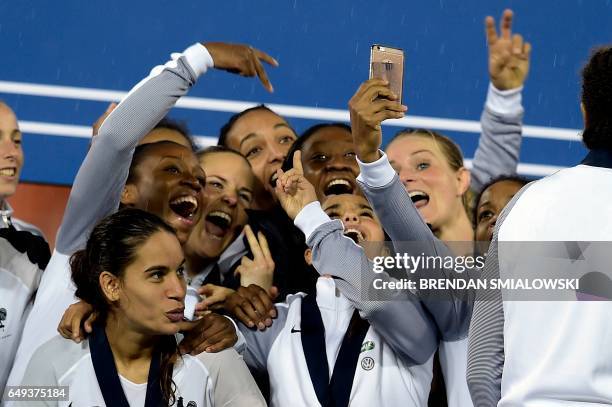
xmin=486 ymin=9 xmax=532 ymax=90
xmin=204 ymin=42 xmax=278 ymax=92
xmin=235 ymin=225 xmax=275 ymax=291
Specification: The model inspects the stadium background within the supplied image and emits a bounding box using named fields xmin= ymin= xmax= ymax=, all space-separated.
xmin=1 ymin=0 xmax=610 ymax=245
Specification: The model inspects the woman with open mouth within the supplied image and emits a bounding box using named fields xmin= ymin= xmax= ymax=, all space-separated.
xmin=183 ymin=146 xmax=256 ymax=290
xmin=223 ymin=152 xmax=435 ymax=406
xmin=218 ymin=107 xmax=321 ymax=299
xmin=335 ymin=10 xmax=531 ymax=407
xmin=6 ymin=39 xmax=278 ymax=389
xmin=20 ymin=209 xmax=264 ymax=407
xmin=383 ymin=9 xmax=530 ymax=246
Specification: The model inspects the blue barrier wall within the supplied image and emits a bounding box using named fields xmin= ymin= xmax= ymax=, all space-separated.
xmin=1 ymin=0 xmax=610 ymax=185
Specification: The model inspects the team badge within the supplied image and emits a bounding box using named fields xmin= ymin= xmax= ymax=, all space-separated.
xmin=0 ymin=308 xmax=6 ymax=330
xmin=177 ymin=397 xmax=197 ymax=407
xmin=360 ymin=340 xmax=375 ymax=353
xmin=361 ymin=356 xmax=375 ymax=371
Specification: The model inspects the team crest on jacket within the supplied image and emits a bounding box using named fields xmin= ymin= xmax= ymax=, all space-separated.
xmin=0 ymin=307 xmax=6 ymax=330
xmin=360 ymin=340 xmax=375 ymax=353
xmin=361 ymin=356 xmax=375 ymax=371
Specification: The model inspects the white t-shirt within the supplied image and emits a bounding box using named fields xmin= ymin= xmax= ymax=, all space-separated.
xmin=15 ymin=335 xmax=265 ymax=407
xmin=119 ymin=376 xmax=147 ymax=407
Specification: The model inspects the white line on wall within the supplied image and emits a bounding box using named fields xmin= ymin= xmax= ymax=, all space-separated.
xmin=1 ymin=80 xmax=581 ymax=141
xmin=19 ymin=120 xmax=564 ymax=177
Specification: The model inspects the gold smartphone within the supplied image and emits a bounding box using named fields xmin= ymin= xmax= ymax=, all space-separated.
xmin=369 ymin=44 xmax=405 ymax=103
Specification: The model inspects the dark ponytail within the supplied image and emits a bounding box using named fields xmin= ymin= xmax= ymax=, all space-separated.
xmin=70 ymin=208 xmax=179 ymax=405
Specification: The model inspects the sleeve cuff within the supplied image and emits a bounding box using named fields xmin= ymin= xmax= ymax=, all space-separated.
xmin=182 ymin=43 xmax=214 ymax=78
xmin=294 ymin=201 xmax=333 ymax=241
xmin=224 ymin=315 xmax=247 ymax=355
xmin=356 ymin=151 xmax=396 ymax=187
xmin=486 ymin=83 xmax=523 ymax=116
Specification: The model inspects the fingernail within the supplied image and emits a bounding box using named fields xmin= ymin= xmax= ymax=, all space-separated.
xmin=258 ymin=322 xmax=266 ymax=330
xmin=247 ymin=320 xmax=254 ymax=327
xmin=402 ymin=105 xmax=408 ymax=111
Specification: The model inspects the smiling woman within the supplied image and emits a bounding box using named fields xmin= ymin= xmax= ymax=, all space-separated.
xmin=6 ymin=40 xmax=280 ymax=388
xmin=0 ymin=102 xmax=45 ymax=236
xmin=219 ymin=105 xmax=297 ymax=209
xmin=283 ymin=123 xmax=360 ymax=201
xmin=386 ymin=129 xmax=473 ymax=242
xmin=0 ymin=102 xmax=22 ymax=201
xmin=121 ymin=141 xmax=205 ymax=244
xmin=184 ymin=146 xmax=255 ymax=282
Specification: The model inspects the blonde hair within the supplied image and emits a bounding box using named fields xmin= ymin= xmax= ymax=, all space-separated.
xmin=386 ymin=128 xmax=475 ymax=223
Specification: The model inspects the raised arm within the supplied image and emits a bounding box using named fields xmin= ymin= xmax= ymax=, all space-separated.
xmin=299 ymin=204 xmax=439 ymax=366
xmin=58 ymin=42 xmax=278 ymax=255
xmin=7 ymin=42 xmax=277 ymax=389
xmin=348 ymin=80 xmax=473 ymax=341
xmin=471 ymin=9 xmax=531 ymax=192
xmin=274 ymin=152 xmax=439 ymax=365
xmin=57 ymin=44 xmax=210 ymax=255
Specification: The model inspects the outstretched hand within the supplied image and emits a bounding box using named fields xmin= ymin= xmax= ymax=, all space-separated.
xmin=204 ymin=42 xmax=278 ymax=92
xmin=275 ymin=151 xmax=318 ymax=220
xmin=349 ymin=79 xmax=407 ymax=163
xmin=486 ymin=9 xmax=532 ymax=90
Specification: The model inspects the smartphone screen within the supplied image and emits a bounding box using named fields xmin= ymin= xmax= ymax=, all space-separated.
xmin=369 ymin=44 xmax=405 ymax=103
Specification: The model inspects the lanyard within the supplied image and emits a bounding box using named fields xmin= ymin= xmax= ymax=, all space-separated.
xmin=90 ymin=324 xmax=164 ymax=407
xmin=300 ymin=294 xmax=369 ymax=407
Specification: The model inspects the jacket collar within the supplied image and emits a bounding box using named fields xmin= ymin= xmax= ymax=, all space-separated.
xmin=581 ymin=149 xmax=612 ymax=170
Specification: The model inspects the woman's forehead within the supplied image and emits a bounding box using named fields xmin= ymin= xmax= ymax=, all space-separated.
xmin=142 ymin=142 xmax=197 ymax=162
xmin=388 ymin=135 xmax=441 ymax=156
xmin=228 ymin=109 xmax=291 ymax=144
xmin=322 ymin=194 xmax=371 ymax=211
xmin=201 ymin=153 xmax=254 ymax=185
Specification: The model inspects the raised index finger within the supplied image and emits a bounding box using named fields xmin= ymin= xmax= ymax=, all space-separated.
xmin=293 ymin=150 xmax=304 ymax=173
